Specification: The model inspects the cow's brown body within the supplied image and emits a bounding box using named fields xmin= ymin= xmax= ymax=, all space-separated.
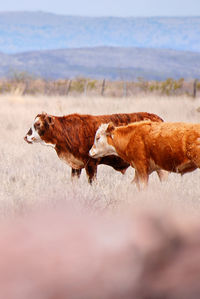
xmin=91 ymin=121 xmax=200 ymax=188
xmin=24 ymin=112 xmax=163 ymax=183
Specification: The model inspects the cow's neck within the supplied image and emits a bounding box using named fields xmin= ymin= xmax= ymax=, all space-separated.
xmin=109 ymin=130 xmax=130 ymax=160
xmin=51 ymin=118 xmax=80 ymax=155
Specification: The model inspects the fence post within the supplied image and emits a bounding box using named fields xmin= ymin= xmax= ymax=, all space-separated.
xmin=123 ymin=81 xmax=127 ymax=97
xmin=66 ymin=80 xmax=72 ymax=95
xmin=101 ymin=79 xmax=105 ymax=96
xmin=84 ymin=80 xmax=88 ymax=96
xmin=193 ymin=79 xmax=198 ymax=98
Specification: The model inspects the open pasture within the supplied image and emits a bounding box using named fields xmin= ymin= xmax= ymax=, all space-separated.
xmin=1 ymin=94 xmax=200 ymax=216
xmin=1 ymin=93 xmax=200 ymax=298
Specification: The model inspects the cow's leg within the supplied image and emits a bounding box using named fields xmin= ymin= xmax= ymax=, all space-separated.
xmin=71 ymin=168 xmax=82 ymax=180
xmin=156 ymin=169 xmax=169 ymax=182
xmin=130 ymin=141 xmax=149 ymax=189
xmin=85 ymin=160 xmax=98 ymax=184
xmin=180 ymin=163 xmax=197 ymax=175
xmin=187 ymin=144 xmax=200 ymax=170
xmin=137 ymin=168 xmax=149 ymax=189
xmin=132 ymin=171 xmax=139 ymax=186
xmin=99 ymin=156 xmax=130 ymax=174
xmin=132 ymin=161 xmax=149 ymax=190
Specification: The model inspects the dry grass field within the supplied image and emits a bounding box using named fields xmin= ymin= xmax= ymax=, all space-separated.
xmin=1 ymin=93 xmax=200 ymax=215
xmin=1 ymin=94 xmax=200 ymax=298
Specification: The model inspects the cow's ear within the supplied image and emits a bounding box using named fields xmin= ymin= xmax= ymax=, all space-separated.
xmin=44 ymin=114 xmax=54 ymax=126
xmin=106 ymin=122 xmax=115 ymax=136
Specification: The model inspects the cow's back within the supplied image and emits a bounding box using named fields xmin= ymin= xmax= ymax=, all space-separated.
xmin=68 ymin=112 xmax=163 ymax=159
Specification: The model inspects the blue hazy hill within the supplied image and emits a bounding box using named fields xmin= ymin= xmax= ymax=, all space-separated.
xmin=0 ymin=47 xmax=199 ymax=80
xmin=0 ymin=11 xmax=199 ymax=53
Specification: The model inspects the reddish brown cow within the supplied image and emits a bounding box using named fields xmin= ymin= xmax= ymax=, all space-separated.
xmin=90 ymin=121 xmax=200 ymax=188
xmin=24 ymin=112 xmax=163 ymax=183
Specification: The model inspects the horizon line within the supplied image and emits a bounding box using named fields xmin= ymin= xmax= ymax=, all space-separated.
xmin=0 ymin=10 xmax=199 ymax=18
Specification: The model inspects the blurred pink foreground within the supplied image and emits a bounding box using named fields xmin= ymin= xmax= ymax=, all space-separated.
xmin=0 ymin=206 xmax=200 ymax=299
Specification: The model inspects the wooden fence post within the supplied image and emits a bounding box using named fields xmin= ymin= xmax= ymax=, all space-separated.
xmin=66 ymin=80 xmax=72 ymax=95
xmin=84 ymin=80 xmax=88 ymax=96
xmin=101 ymin=79 xmax=105 ymax=96
xmin=123 ymin=81 xmax=127 ymax=97
xmin=193 ymin=79 xmax=198 ymax=98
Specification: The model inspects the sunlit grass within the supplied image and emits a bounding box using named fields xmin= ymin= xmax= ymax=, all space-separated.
xmin=1 ymin=94 xmax=200 ymax=217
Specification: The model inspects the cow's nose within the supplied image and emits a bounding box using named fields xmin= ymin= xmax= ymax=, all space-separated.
xmin=24 ymin=135 xmax=32 ymax=144
xmin=89 ymin=149 xmax=93 ymax=157
xmin=89 ymin=148 xmax=95 ymax=157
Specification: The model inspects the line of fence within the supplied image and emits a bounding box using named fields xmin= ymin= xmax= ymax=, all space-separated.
xmin=0 ymin=78 xmax=199 ymax=97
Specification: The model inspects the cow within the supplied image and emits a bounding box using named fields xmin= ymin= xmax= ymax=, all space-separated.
xmin=24 ymin=112 xmax=164 ymax=184
xmin=89 ymin=121 xmax=200 ymax=189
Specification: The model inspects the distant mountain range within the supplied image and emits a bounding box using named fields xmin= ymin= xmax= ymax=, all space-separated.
xmin=0 ymin=47 xmax=200 ymax=80
xmin=0 ymin=12 xmax=200 ymax=80
xmin=0 ymin=12 xmax=200 ymax=53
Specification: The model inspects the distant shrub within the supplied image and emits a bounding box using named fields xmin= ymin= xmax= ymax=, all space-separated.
xmin=9 ymin=70 xmax=34 ymax=83
xmin=197 ymin=81 xmax=200 ymax=90
xmin=160 ymin=78 xmax=184 ymax=95
xmin=71 ymin=77 xmax=87 ymax=93
xmin=148 ymin=81 xmax=160 ymax=92
xmin=87 ymin=80 xmax=97 ymax=90
xmin=137 ymin=77 xmax=149 ymax=92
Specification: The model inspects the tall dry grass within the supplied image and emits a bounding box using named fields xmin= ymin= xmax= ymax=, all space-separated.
xmin=1 ymin=93 xmax=200 ymax=217
xmin=1 ymin=94 xmax=200 ymax=298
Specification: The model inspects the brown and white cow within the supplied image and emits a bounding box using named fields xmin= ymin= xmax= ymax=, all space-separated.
xmin=89 ymin=121 xmax=200 ymax=188
xmin=24 ymin=112 xmax=163 ymax=183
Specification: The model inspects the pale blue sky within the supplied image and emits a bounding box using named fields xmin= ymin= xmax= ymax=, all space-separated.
xmin=0 ymin=0 xmax=200 ymax=17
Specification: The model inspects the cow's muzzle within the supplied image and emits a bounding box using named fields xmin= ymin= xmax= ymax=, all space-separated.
xmin=24 ymin=135 xmax=33 ymax=144
xmin=89 ymin=148 xmax=99 ymax=158
xmin=89 ymin=148 xmax=95 ymax=157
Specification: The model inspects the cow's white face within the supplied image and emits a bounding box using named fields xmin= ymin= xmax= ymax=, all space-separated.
xmin=25 ymin=117 xmax=43 ymax=144
xmin=24 ymin=115 xmax=55 ymax=148
xmin=89 ymin=123 xmax=117 ymax=158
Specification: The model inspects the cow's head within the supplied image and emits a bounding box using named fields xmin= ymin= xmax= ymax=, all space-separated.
xmin=24 ymin=113 xmax=55 ymax=147
xmin=89 ymin=122 xmax=117 ymax=158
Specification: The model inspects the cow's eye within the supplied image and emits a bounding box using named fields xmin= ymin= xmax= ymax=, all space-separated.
xmin=34 ymin=123 xmax=40 ymax=130
xmin=96 ymin=137 xmax=100 ymax=142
